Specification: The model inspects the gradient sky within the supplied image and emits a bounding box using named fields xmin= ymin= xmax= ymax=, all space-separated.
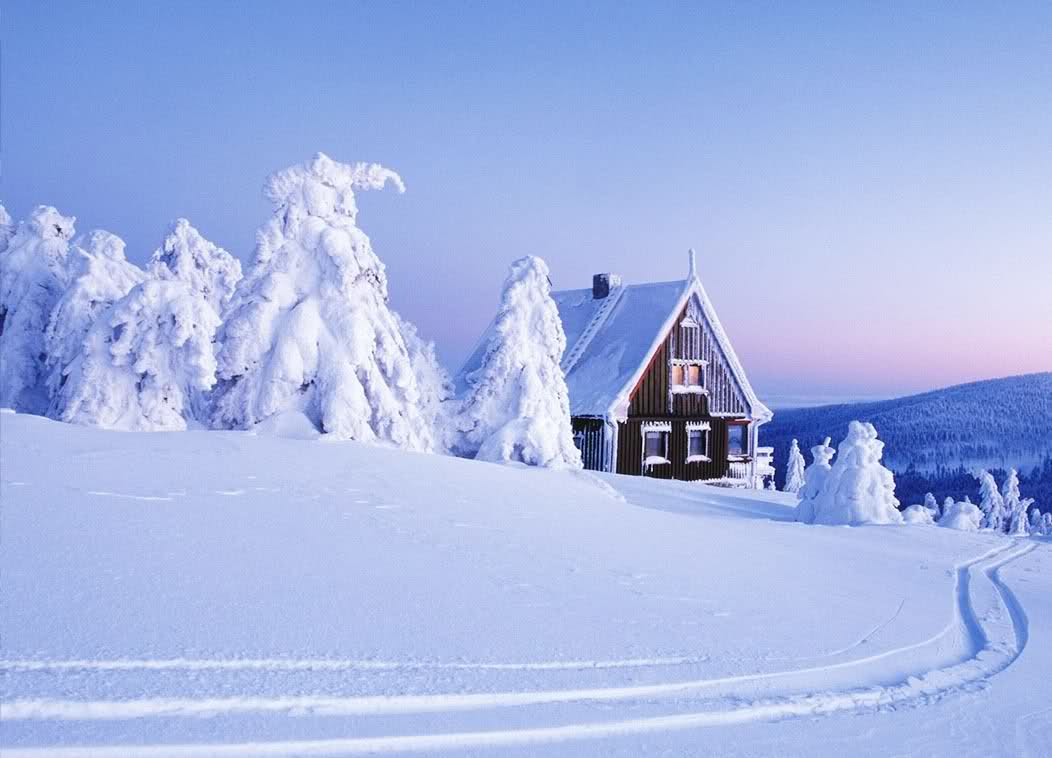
xmin=4 ymin=1 xmax=1050 ymax=401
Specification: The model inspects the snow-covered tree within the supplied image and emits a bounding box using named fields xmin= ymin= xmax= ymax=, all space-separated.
xmin=1001 ymin=468 xmax=1022 ymax=534
xmin=0 ymin=204 xmax=13 ymax=252
xmin=44 ymin=230 xmax=145 ymax=413
xmin=1009 ymin=497 xmax=1033 ymax=536
xmin=1029 ymin=507 xmax=1043 ymax=535
xmin=976 ymin=470 xmax=1006 ymax=531
xmin=213 ymin=153 xmax=438 ymax=450
xmin=796 ymin=436 xmax=835 ymax=523
xmin=396 ymin=311 xmax=454 ymax=452
xmin=923 ymin=492 xmax=939 ymax=518
xmin=148 ymin=218 xmax=241 ymax=315
xmin=455 ymin=256 xmax=581 ymax=468
xmin=55 ymin=278 xmax=220 ymax=431
xmin=804 ymin=421 xmax=903 ymax=526
xmin=1041 ymin=512 xmax=1052 ymax=537
xmin=784 ymin=439 xmax=806 ymax=495
xmin=0 ymin=206 xmax=75 ymax=412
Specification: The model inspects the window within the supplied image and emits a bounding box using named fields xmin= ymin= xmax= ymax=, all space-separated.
xmin=727 ymin=424 xmax=748 ymax=458
xmin=641 ymin=422 xmax=672 ymax=467
xmin=686 ymin=364 xmax=702 ymax=386
xmin=685 ymin=421 xmax=710 ymax=463
xmin=670 ymin=360 xmax=705 ymax=392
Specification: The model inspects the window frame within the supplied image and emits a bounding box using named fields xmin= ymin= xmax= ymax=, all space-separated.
xmin=726 ymin=421 xmax=750 ymax=461
xmin=685 ymin=421 xmax=711 ymax=463
xmin=640 ymin=421 xmax=672 ymax=468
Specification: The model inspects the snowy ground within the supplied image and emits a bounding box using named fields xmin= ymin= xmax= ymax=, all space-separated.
xmin=1 ymin=412 xmax=1049 ymax=756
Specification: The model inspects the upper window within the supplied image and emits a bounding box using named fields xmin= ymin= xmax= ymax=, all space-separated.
xmin=671 ymin=361 xmax=704 ymax=391
xmin=727 ymin=424 xmax=748 ymax=458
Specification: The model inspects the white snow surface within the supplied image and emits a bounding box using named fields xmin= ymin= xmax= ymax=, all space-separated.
xmin=1 ymin=413 xmax=1049 ymax=756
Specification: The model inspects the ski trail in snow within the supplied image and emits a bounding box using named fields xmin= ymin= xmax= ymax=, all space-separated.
xmin=86 ymin=491 xmax=174 ymax=502
xmin=2 ymin=541 xmax=1039 ymax=757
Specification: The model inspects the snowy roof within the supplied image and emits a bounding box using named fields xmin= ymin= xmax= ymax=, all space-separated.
xmin=457 ymin=269 xmax=772 ymax=423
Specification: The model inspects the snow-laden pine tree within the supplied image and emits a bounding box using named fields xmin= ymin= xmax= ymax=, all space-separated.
xmin=0 ymin=206 xmax=75 ymax=412
xmin=806 ymin=421 xmax=903 ymax=525
xmin=0 ymin=204 xmax=13 ymax=252
xmin=784 ymin=439 xmax=806 ymax=495
xmin=1001 ymin=469 xmax=1022 ymax=534
xmin=55 ymin=278 xmax=220 ymax=431
xmin=923 ymin=492 xmax=939 ymax=518
xmin=976 ymin=470 xmax=1006 ymax=531
xmin=148 ymin=218 xmax=242 ymax=315
xmin=1042 ymin=512 xmax=1052 ymax=537
xmin=45 ymin=230 xmax=146 ymax=415
xmin=456 ymin=256 xmax=581 ymax=469
xmin=396 ymin=311 xmax=454 ymax=452
xmin=1029 ymin=507 xmax=1043 ymax=535
xmin=796 ymin=437 xmax=835 ymax=523
xmin=213 ymin=153 xmax=438 ymax=450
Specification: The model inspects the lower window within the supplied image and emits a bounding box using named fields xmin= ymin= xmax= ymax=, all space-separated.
xmin=727 ymin=423 xmax=748 ymax=458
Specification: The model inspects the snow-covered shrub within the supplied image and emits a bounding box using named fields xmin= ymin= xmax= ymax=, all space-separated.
xmin=923 ymin=492 xmax=939 ymax=519
xmin=0 ymin=206 xmax=75 ymax=412
xmin=1009 ymin=497 xmax=1033 ymax=536
xmin=55 ymin=278 xmax=220 ymax=431
xmin=976 ymin=470 xmax=1006 ymax=531
xmin=396 ymin=311 xmax=454 ymax=452
xmin=0 ymin=204 xmax=13 ymax=252
xmin=213 ymin=153 xmax=438 ymax=450
xmin=1029 ymin=507 xmax=1043 ymax=536
xmin=803 ymin=421 xmax=903 ymax=526
xmin=784 ymin=439 xmax=806 ymax=495
xmin=939 ymin=500 xmax=984 ymax=531
xmin=148 ymin=218 xmax=241 ymax=315
xmin=456 ymin=256 xmax=581 ymax=469
xmin=44 ymin=230 xmax=145 ymax=413
xmin=902 ymin=504 xmax=936 ymax=525
xmin=796 ymin=436 xmax=835 ymax=523
xmin=1001 ymin=469 xmax=1023 ymax=534
xmin=1041 ymin=512 xmax=1052 ymax=537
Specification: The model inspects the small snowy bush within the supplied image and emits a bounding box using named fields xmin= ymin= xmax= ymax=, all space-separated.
xmin=45 ymin=230 xmax=146 ymax=414
xmin=456 ymin=256 xmax=581 ymax=469
xmin=976 ymin=470 xmax=1006 ymax=532
xmin=56 ymin=278 xmax=220 ymax=431
xmin=939 ymin=500 xmax=984 ymax=532
xmin=923 ymin=492 xmax=940 ymax=519
xmin=902 ymin=504 xmax=936 ymax=525
xmin=213 ymin=153 xmax=439 ymax=450
xmin=784 ymin=439 xmax=806 ymax=495
xmin=803 ymin=421 xmax=903 ymax=526
xmin=796 ymin=436 xmax=835 ymax=523
xmin=148 ymin=218 xmax=242 ymax=315
xmin=0 ymin=206 xmax=75 ymax=412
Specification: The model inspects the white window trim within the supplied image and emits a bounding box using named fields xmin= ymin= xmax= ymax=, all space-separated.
xmin=669 ymin=358 xmax=708 ymax=393
xmin=726 ymin=422 xmax=750 ymax=461
xmin=685 ymin=421 xmax=711 ymax=463
xmin=641 ymin=422 xmax=671 ymax=467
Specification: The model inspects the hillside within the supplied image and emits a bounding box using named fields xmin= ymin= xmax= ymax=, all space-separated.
xmin=763 ymin=373 xmax=1052 ymax=494
xmin=1 ymin=412 xmax=1050 ymax=756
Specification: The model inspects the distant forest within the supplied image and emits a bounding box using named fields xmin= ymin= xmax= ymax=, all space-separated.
xmin=764 ymin=372 xmax=1052 ymax=511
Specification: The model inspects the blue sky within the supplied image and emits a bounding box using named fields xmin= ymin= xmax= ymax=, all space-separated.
xmin=4 ymin=1 xmax=1050 ymax=400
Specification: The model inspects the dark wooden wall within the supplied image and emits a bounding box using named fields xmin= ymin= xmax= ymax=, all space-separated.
xmin=572 ymin=417 xmax=607 ymax=472
xmin=616 ymin=418 xmax=731 ymax=479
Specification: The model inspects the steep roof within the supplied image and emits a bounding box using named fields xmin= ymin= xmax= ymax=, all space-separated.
xmin=456 ymin=268 xmax=772 ymax=424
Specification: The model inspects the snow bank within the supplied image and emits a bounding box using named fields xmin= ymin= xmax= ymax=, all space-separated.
xmin=902 ymin=504 xmax=936 ymax=525
xmin=212 ymin=153 xmax=439 ymax=451
xmin=803 ymin=421 xmax=903 ymax=526
xmin=0 ymin=206 xmax=75 ymax=413
xmin=938 ymin=501 xmax=984 ymax=532
xmin=456 ymin=256 xmax=581 ymax=469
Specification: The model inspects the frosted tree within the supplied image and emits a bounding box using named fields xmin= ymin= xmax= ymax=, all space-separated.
xmin=1009 ymin=496 xmax=1032 ymax=537
xmin=1001 ymin=469 xmax=1022 ymax=534
xmin=213 ymin=153 xmax=438 ymax=450
xmin=0 ymin=206 xmax=75 ymax=412
xmin=1042 ymin=512 xmax=1052 ymax=537
xmin=44 ymin=230 xmax=145 ymax=413
xmin=55 ymin=278 xmax=220 ymax=431
xmin=976 ymin=470 xmax=1005 ymax=531
xmin=938 ymin=500 xmax=984 ymax=531
xmin=923 ymin=492 xmax=939 ymax=518
xmin=0 ymin=204 xmax=13 ymax=252
xmin=1029 ymin=507 xmax=1043 ymax=535
xmin=796 ymin=436 xmax=835 ymax=523
xmin=456 ymin=256 xmax=581 ymax=468
xmin=806 ymin=421 xmax=903 ymax=526
xmin=942 ymin=497 xmax=955 ymax=520
xmin=784 ymin=439 xmax=806 ymax=495
xmin=396 ymin=311 xmax=454 ymax=452
xmin=148 ymin=218 xmax=242 ymax=315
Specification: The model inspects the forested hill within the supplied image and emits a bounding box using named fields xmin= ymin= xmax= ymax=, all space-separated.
xmin=763 ymin=373 xmax=1052 ymax=487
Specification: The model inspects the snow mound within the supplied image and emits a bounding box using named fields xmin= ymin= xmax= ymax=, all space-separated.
xmin=804 ymin=421 xmax=903 ymax=526
xmin=902 ymin=504 xmax=936 ymax=525
xmin=938 ymin=501 xmax=984 ymax=532
xmin=252 ymin=409 xmax=322 ymax=440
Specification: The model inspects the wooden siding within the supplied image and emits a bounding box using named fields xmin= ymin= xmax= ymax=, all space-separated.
xmin=616 ymin=418 xmax=731 ymax=480
xmin=572 ymin=417 xmax=607 ymax=472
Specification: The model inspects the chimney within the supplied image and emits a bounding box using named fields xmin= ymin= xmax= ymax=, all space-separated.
xmin=592 ymin=272 xmax=622 ymax=299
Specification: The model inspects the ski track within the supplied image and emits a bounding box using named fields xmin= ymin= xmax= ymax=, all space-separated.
xmin=2 ymin=540 xmax=1039 ymax=756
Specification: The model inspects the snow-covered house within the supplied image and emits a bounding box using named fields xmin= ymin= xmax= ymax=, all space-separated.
xmin=459 ymin=251 xmax=774 ymax=487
